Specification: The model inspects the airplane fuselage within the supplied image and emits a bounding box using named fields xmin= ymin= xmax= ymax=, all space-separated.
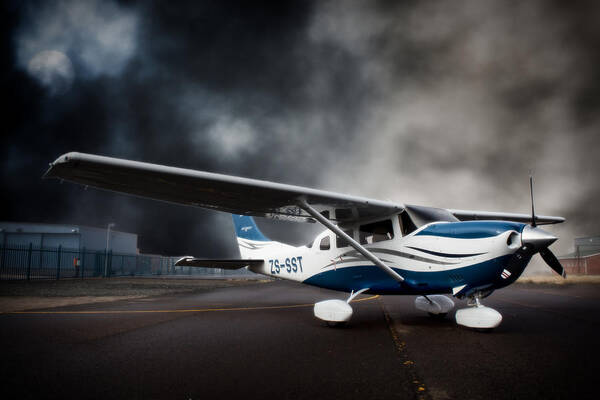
xmin=241 ymin=220 xmax=531 ymax=297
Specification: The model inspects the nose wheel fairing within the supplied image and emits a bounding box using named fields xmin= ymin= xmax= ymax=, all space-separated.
xmin=455 ymin=305 xmax=503 ymax=329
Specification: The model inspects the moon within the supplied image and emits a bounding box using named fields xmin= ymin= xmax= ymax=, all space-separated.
xmin=27 ymin=50 xmax=74 ymax=95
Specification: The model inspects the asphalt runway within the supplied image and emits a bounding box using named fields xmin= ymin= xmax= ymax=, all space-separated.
xmin=1 ymin=281 xmax=598 ymax=400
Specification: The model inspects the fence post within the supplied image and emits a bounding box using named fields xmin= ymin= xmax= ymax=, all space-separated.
xmin=0 ymin=233 xmax=6 ymax=279
xmin=26 ymin=243 xmax=32 ymax=281
xmin=81 ymin=247 xmax=86 ymax=280
xmin=56 ymin=245 xmax=62 ymax=280
xmin=108 ymin=250 xmax=112 ymax=278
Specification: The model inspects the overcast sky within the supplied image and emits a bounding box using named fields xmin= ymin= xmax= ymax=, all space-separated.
xmin=2 ymin=0 xmax=599 ymax=260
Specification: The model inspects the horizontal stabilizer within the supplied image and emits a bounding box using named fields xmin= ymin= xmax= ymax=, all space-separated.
xmin=174 ymin=257 xmax=263 ymax=270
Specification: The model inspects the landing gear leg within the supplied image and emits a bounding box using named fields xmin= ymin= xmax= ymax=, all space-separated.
xmin=455 ymin=292 xmax=502 ymax=330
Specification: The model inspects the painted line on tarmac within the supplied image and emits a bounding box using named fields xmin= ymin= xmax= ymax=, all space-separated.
xmin=3 ymin=295 xmax=379 ymax=315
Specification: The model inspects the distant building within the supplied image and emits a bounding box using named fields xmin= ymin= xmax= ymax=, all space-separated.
xmin=0 ymin=221 xmax=138 ymax=254
xmin=559 ymin=236 xmax=600 ymax=275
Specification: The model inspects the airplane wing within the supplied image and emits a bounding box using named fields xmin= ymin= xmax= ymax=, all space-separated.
xmin=174 ymin=257 xmax=263 ymax=270
xmin=44 ymin=152 xmax=402 ymax=223
xmin=44 ymin=152 xmax=565 ymax=226
xmin=449 ymin=209 xmax=564 ymax=225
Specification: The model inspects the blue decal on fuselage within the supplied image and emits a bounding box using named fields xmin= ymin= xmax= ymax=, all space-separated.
xmin=303 ymin=255 xmax=514 ymax=295
xmin=415 ymin=221 xmax=525 ymax=239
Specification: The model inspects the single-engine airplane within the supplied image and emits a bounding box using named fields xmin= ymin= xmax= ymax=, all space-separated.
xmin=44 ymin=152 xmax=566 ymax=329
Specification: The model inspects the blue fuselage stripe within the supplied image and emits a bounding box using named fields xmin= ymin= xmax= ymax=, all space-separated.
xmin=303 ymin=255 xmax=515 ymax=295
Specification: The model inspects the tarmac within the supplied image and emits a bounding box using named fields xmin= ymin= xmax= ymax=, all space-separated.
xmin=1 ymin=280 xmax=598 ymax=399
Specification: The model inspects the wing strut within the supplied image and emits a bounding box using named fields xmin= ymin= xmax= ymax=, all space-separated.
xmin=298 ymin=199 xmax=404 ymax=283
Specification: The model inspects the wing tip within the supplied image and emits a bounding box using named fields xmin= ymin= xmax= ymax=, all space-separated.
xmin=42 ymin=151 xmax=83 ymax=179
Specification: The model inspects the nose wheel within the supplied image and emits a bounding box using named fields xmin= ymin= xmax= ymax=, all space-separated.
xmin=455 ymin=292 xmax=502 ymax=330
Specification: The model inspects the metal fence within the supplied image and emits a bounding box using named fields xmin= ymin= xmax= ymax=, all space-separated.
xmin=0 ymin=244 xmax=254 ymax=281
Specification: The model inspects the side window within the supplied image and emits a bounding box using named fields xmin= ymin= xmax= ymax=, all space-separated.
xmin=336 ymin=229 xmax=353 ymax=248
xmin=359 ymin=220 xmax=394 ymax=244
xmin=320 ymin=236 xmax=331 ymax=250
xmin=399 ymin=212 xmax=417 ymax=236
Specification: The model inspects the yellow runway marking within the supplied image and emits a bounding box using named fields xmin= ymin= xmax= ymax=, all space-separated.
xmin=4 ymin=295 xmax=379 ymax=315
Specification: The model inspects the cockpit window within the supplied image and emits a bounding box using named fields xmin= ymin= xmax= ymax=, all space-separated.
xmin=359 ymin=220 xmax=394 ymax=244
xmin=320 ymin=236 xmax=331 ymax=250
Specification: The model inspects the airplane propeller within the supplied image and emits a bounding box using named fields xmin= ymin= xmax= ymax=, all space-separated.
xmin=539 ymin=248 xmax=567 ymax=278
xmin=517 ymin=175 xmax=566 ymax=278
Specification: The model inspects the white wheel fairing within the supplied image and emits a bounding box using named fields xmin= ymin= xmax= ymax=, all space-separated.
xmin=415 ymin=295 xmax=455 ymax=314
xmin=313 ymin=300 xmax=353 ymax=322
xmin=455 ymin=306 xmax=502 ymax=329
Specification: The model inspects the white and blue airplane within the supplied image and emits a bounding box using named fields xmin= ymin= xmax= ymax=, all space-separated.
xmin=44 ymin=152 xmax=566 ymax=329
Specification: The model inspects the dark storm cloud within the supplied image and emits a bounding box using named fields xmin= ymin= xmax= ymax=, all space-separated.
xmin=3 ymin=0 xmax=327 ymax=255
xmin=2 ymin=0 xmax=600 ymax=263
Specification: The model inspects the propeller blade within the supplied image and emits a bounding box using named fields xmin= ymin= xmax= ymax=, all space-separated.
xmin=539 ymin=248 xmax=566 ymax=278
xmin=503 ymin=244 xmax=538 ymax=278
xmin=529 ymin=175 xmax=537 ymax=227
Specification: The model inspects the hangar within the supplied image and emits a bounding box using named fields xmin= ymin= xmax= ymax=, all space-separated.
xmin=0 ymin=221 xmax=140 ymax=280
xmin=0 ymin=221 xmax=138 ymax=254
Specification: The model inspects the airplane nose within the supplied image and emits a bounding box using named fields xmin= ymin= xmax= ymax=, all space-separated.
xmin=521 ymin=225 xmax=557 ymax=250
